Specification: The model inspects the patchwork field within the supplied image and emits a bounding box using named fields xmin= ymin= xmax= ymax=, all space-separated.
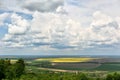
xmin=26 ymin=57 xmax=120 ymax=71
xmin=1 ymin=55 xmax=120 ymax=80
xmin=5 ymin=56 xmax=120 ymax=72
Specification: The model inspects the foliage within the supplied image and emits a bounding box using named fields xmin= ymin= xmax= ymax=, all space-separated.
xmin=0 ymin=59 xmax=25 ymax=80
xmin=1 ymin=59 xmax=120 ymax=80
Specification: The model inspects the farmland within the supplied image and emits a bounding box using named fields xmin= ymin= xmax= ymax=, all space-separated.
xmin=25 ymin=57 xmax=120 ymax=71
xmin=35 ymin=57 xmax=95 ymax=62
xmin=1 ymin=55 xmax=120 ymax=80
xmin=1 ymin=55 xmax=120 ymax=72
xmin=2 ymin=56 xmax=120 ymax=71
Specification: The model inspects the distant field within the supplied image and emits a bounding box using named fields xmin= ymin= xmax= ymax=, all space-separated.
xmin=94 ymin=63 xmax=120 ymax=71
xmin=27 ymin=57 xmax=120 ymax=71
xmin=1 ymin=55 xmax=120 ymax=72
xmin=11 ymin=59 xmax=18 ymax=63
xmin=35 ymin=58 xmax=95 ymax=62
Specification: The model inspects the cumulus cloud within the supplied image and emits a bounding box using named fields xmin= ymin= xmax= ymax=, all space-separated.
xmin=91 ymin=11 xmax=113 ymax=27
xmin=1 ymin=10 xmax=120 ymax=50
xmin=56 ymin=6 xmax=67 ymax=14
xmin=0 ymin=0 xmax=120 ymax=55
xmin=1 ymin=11 xmax=82 ymax=49
xmin=90 ymin=11 xmax=120 ymax=46
xmin=0 ymin=0 xmax=120 ymax=52
xmin=8 ymin=13 xmax=30 ymax=35
xmin=0 ymin=0 xmax=64 ymax=13
xmin=0 ymin=13 xmax=9 ymax=26
xmin=22 ymin=0 xmax=64 ymax=12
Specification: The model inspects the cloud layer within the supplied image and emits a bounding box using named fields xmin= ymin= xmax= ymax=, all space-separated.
xmin=0 ymin=0 xmax=120 ymax=55
xmin=22 ymin=0 xmax=64 ymax=12
xmin=1 ymin=10 xmax=120 ymax=50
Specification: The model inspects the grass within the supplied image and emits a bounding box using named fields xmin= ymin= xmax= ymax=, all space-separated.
xmin=94 ymin=63 xmax=120 ymax=71
xmin=35 ymin=58 xmax=95 ymax=62
xmin=11 ymin=59 xmax=18 ymax=64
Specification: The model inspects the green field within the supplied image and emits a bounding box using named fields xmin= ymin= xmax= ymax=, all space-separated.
xmin=26 ymin=57 xmax=120 ymax=72
xmin=1 ymin=57 xmax=120 ymax=80
xmin=94 ymin=63 xmax=120 ymax=71
xmin=24 ymin=57 xmax=120 ymax=80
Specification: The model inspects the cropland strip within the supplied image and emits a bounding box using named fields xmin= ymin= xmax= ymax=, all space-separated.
xmin=35 ymin=58 xmax=96 ymax=62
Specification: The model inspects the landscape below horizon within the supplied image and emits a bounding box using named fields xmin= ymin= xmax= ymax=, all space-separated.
xmin=0 ymin=55 xmax=120 ymax=71
xmin=0 ymin=0 xmax=120 ymax=80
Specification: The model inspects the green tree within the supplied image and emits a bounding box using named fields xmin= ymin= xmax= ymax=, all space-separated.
xmin=113 ymin=72 xmax=120 ymax=80
xmin=77 ymin=73 xmax=88 ymax=80
xmin=106 ymin=74 xmax=113 ymax=80
xmin=0 ymin=59 xmax=5 ymax=80
xmin=13 ymin=59 xmax=25 ymax=78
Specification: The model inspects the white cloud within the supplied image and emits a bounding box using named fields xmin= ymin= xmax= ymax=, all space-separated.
xmin=91 ymin=11 xmax=113 ymax=27
xmin=68 ymin=0 xmax=120 ymax=17
xmin=90 ymin=11 xmax=120 ymax=45
xmin=1 ymin=11 xmax=82 ymax=49
xmin=2 ymin=34 xmax=13 ymax=41
xmin=56 ymin=6 xmax=67 ymax=14
xmin=116 ymin=17 xmax=120 ymax=27
xmin=22 ymin=0 xmax=64 ymax=12
xmin=8 ymin=13 xmax=30 ymax=34
xmin=0 ymin=0 xmax=120 ymax=52
xmin=0 ymin=13 xmax=9 ymax=26
xmin=0 ymin=0 xmax=64 ymax=13
xmin=29 ymin=11 xmax=84 ymax=49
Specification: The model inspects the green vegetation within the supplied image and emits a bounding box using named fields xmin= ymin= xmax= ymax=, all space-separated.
xmin=94 ymin=63 xmax=120 ymax=71
xmin=106 ymin=72 xmax=120 ymax=80
xmin=0 ymin=59 xmax=25 ymax=80
xmin=26 ymin=57 xmax=120 ymax=71
xmin=0 ymin=58 xmax=120 ymax=80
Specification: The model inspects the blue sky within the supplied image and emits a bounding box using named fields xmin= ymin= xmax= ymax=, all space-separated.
xmin=0 ymin=0 xmax=120 ymax=55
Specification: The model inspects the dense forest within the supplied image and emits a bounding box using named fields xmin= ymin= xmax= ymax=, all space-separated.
xmin=0 ymin=59 xmax=120 ymax=80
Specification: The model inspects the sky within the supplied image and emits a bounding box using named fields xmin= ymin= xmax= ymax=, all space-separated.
xmin=0 ymin=0 xmax=120 ymax=55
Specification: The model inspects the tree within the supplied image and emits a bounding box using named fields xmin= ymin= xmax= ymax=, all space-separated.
xmin=77 ymin=73 xmax=88 ymax=80
xmin=5 ymin=65 xmax=14 ymax=80
xmin=0 ymin=59 xmax=5 ymax=80
xmin=113 ymin=72 xmax=120 ymax=80
xmin=106 ymin=74 xmax=113 ymax=80
xmin=13 ymin=59 xmax=25 ymax=78
xmin=0 ymin=59 xmax=26 ymax=80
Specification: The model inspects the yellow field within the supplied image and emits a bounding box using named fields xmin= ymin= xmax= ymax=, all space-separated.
xmin=11 ymin=60 xmax=17 ymax=64
xmin=35 ymin=58 xmax=95 ymax=62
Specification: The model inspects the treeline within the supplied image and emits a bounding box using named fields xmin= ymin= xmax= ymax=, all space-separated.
xmin=0 ymin=59 xmax=120 ymax=80
xmin=0 ymin=59 xmax=25 ymax=80
xmin=106 ymin=72 xmax=120 ymax=80
xmin=18 ymin=71 xmax=120 ymax=80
